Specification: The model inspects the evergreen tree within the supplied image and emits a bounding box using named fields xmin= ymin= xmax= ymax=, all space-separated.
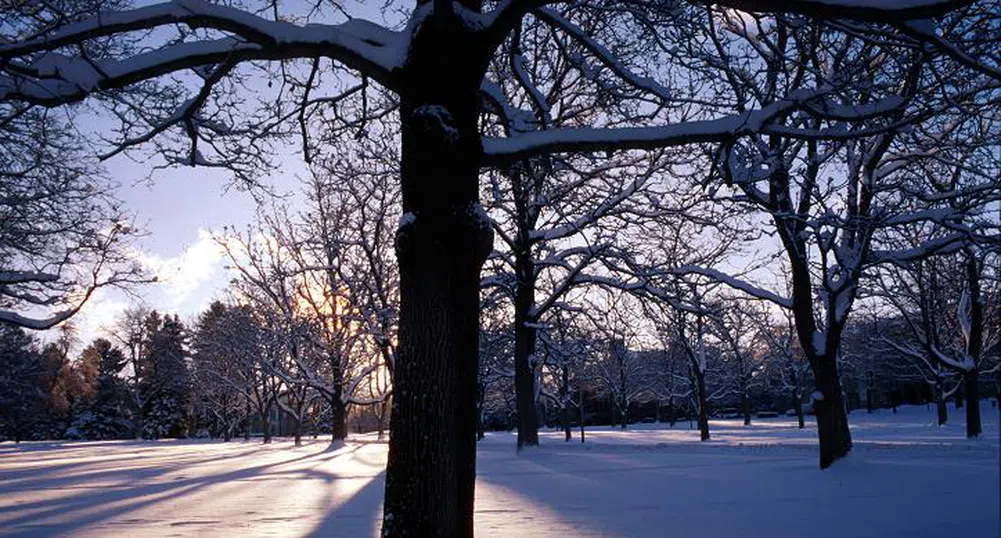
xmin=0 ymin=324 xmax=42 ymax=442
xmin=191 ymin=302 xmax=249 ymax=441
xmin=142 ymin=313 xmax=191 ymax=438
xmin=66 ymin=338 xmax=131 ymax=439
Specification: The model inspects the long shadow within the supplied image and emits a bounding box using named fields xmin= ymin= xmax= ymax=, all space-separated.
xmin=0 ymin=441 xmax=332 ymax=501
xmin=0 ymin=445 xmax=266 ymax=489
xmin=306 ymin=470 xmax=385 ymax=538
xmin=0 ymin=442 xmax=369 ymax=536
xmin=473 ymin=439 xmax=816 ymax=538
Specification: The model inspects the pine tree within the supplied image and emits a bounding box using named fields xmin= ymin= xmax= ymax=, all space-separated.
xmin=66 ymin=339 xmax=131 ymax=440
xmin=0 ymin=324 xmax=42 ymax=443
xmin=142 ymin=313 xmax=191 ymax=438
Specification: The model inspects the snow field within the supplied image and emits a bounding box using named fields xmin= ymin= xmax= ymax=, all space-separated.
xmin=0 ymin=402 xmax=997 ymax=537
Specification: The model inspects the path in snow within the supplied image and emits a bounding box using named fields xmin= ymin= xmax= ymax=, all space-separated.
xmin=0 ymin=403 xmax=997 ymax=537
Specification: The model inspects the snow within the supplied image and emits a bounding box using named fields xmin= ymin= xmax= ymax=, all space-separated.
xmin=0 ymin=403 xmax=997 ymax=537
xmin=413 ymin=104 xmax=459 ymax=143
xmin=483 ymin=86 xmax=829 ymax=161
xmin=0 ymin=0 xmax=405 ymax=104
xmin=398 ymin=212 xmax=416 ymax=228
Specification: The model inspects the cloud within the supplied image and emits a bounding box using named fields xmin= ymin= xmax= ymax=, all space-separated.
xmin=134 ymin=228 xmax=228 ymax=312
xmin=68 ymin=290 xmax=129 ymax=345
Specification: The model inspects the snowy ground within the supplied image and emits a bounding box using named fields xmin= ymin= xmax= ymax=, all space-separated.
xmin=1 ymin=403 xmax=998 ymax=537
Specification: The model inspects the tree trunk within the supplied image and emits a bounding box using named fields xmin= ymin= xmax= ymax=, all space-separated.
xmin=964 ymin=371 xmax=981 ymax=438
xmin=954 ymin=382 xmax=964 ymax=409
xmin=293 ymin=413 xmax=302 ymax=447
xmin=380 ymin=397 xmax=390 ymax=441
xmin=696 ymin=371 xmax=710 ymax=441
xmin=381 ymin=19 xmax=493 ymax=533
xmin=513 ymin=250 xmax=540 ymax=449
xmin=935 ymin=380 xmax=948 ymax=426
xmin=133 ymin=403 xmax=144 ymax=440
xmin=793 ymin=389 xmax=805 ymax=429
xmin=812 ymin=356 xmax=852 ymax=468
xmin=475 ymin=383 xmax=485 ymax=442
xmin=561 ymin=369 xmax=571 ymax=442
xmin=866 ymin=372 xmax=874 ymax=414
xmin=963 ymin=251 xmax=983 ymax=439
xmin=562 ymin=405 xmax=571 ymax=441
xmin=331 ymin=391 xmax=347 ymax=442
xmin=742 ymin=391 xmax=751 ymax=426
xmin=262 ymin=416 xmax=272 ymax=444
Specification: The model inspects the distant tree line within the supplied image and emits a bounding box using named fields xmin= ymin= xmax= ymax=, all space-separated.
xmin=0 ymin=312 xmax=187 ymax=442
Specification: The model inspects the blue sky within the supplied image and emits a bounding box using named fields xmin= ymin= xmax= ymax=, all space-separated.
xmin=68 ymin=156 xmax=262 ymax=344
xmin=54 ymin=0 xmax=396 ymax=347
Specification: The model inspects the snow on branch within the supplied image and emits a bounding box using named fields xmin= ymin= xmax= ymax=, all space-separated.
xmin=0 ymin=308 xmax=79 ymax=331
xmin=930 ymin=343 xmax=976 ymax=373
xmin=0 ymin=0 xmax=404 ymax=105
xmin=869 ymin=232 xmax=969 ymax=266
xmin=533 ymin=8 xmax=673 ymax=103
xmin=481 ymin=87 xmax=828 ymax=162
xmin=481 ymin=0 xmax=561 ymax=47
xmin=896 ymin=19 xmax=1001 ymax=82
xmin=0 ymin=271 xmax=60 ymax=285
xmin=672 ymin=266 xmax=794 ymax=309
xmin=710 ymin=0 xmax=969 ymax=22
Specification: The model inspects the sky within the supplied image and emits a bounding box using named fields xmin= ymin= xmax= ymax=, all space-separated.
xmin=65 ymin=157 xmax=262 ymax=346
xmin=37 ymin=0 xmax=781 ymax=349
xmin=39 ymin=0 xmax=395 ymax=348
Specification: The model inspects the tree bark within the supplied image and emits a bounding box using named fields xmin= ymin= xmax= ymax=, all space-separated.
xmin=379 ymin=397 xmax=389 ymax=441
xmin=516 ymin=286 xmax=540 ymax=446
xmin=963 ymin=251 xmax=983 ymax=438
xmin=742 ymin=391 xmax=751 ymax=426
xmin=561 ymin=369 xmax=571 ymax=441
xmin=935 ymin=380 xmax=948 ymax=426
xmin=331 ymin=390 xmax=347 ymax=442
xmin=476 ymin=381 xmax=486 ymax=442
xmin=293 ymin=412 xmax=302 ymax=447
xmin=381 ymin=11 xmax=493 ymax=533
xmin=133 ymin=402 xmax=144 ymax=440
xmin=964 ymin=371 xmax=981 ymax=438
xmin=244 ymin=400 xmax=251 ymax=441
xmin=513 ymin=248 xmax=540 ymax=449
xmin=696 ymin=370 xmax=710 ymax=441
xmin=866 ymin=371 xmax=874 ymax=414
xmin=262 ymin=416 xmax=272 ymax=444
xmin=812 ymin=356 xmax=852 ymax=468
xmin=563 ymin=406 xmax=572 ymax=441
xmin=795 ymin=395 xmax=805 ymax=430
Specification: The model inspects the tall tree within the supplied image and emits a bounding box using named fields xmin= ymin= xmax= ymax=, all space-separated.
xmin=190 ymin=301 xmax=252 ymax=441
xmin=1 ymin=0 xmax=991 ymax=532
xmin=0 ymin=324 xmax=42 ymax=442
xmin=142 ymin=312 xmax=191 ymax=438
xmin=66 ymin=338 xmax=130 ymax=439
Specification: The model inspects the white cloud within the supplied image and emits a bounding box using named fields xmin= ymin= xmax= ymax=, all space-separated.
xmin=138 ymin=228 xmax=227 ymax=311
xmin=73 ymin=292 xmax=129 ymax=343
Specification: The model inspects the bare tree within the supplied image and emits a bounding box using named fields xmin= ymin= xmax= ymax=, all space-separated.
xmin=0 ymin=105 xmax=147 ymax=329
xmin=713 ymin=298 xmax=768 ymax=426
xmin=190 ymin=301 xmax=252 ymax=441
xmin=2 ymin=0 xmax=995 ymax=530
xmin=759 ymin=305 xmax=811 ymax=429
